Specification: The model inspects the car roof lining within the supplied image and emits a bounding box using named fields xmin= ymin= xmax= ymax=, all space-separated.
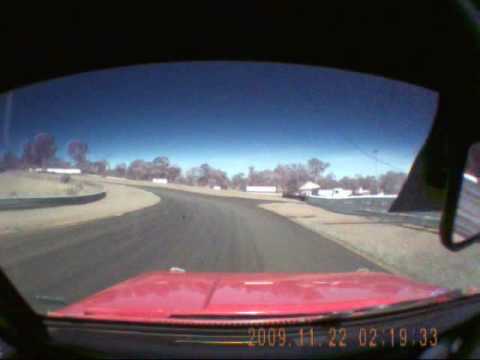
xmin=0 ymin=2 xmax=477 ymax=95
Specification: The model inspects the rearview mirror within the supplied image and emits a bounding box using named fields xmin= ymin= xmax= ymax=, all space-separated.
xmin=451 ymin=142 xmax=480 ymax=247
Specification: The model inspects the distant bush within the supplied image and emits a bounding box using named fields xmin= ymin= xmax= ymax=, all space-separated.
xmin=66 ymin=187 xmax=78 ymax=196
xmin=60 ymin=174 xmax=71 ymax=183
xmin=65 ymin=183 xmax=85 ymax=196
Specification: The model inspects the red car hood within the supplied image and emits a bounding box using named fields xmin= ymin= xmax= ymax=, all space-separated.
xmin=50 ymin=271 xmax=451 ymax=325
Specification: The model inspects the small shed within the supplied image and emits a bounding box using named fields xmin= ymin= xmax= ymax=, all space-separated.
xmin=152 ymin=178 xmax=168 ymax=184
xmin=46 ymin=168 xmax=82 ymax=175
xmin=298 ymin=181 xmax=320 ymax=196
xmin=246 ymin=186 xmax=277 ymax=194
xmin=354 ymin=187 xmax=371 ymax=196
xmin=311 ymin=187 xmax=353 ymax=198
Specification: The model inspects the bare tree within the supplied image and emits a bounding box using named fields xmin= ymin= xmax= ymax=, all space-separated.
xmin=2 ymin=151 xmax=19 ymax=170
xmin=307 ymin=158 xmax=329 ymax=182
xmin=318 ymin=173 xmax=338 ymax=189
xmin=355 ymin=174 xmax=379 ymax=193
xmin=185 ymin=167 xmax=202 ymax=185
xmin=339 ymin=176 xmax=359 ymax=190
xmin=153 ymin=156 xmax=170 ymax=168
xmin=22 ymin=141 xmax=35 ymax=167
xmin=248 ymin=166 xmax=277 ymax=186
xmin=274 ymin=165 xmax=289 ymax=190
xmin=379 ymin=171 xmax=407 ymax=194
xmin=114 ymin=163 xmax=127 ymax=177
xmin=248 ymin=166 xmax=257 ymax=185
xmin=268 ymin=163 xmax=307 ymax=191
xmin=255 ymin=169 xmax=277 ymax=186
xmin=184 ymin=164 xmax=229 ymax=188
xmin=92 ymin=160 xmax=109 ymax=176
xmin=68 ymin=140 xmax=88 ymax=168
xmin=283 ymin=163 xmax=310 ymax=191
xmin=22 ymin=133 xmax=57 ymax=168
xmin=198 ymin=163 xmax=212 ymax=186
xmin=211 ymin=168 xmax=230 ymax=188
xmin=47 ymin=157 xmax=72 ymax=168
xmin=231 ymin=172 xmax=247 ymax=190
xmin=150 ymin=156 xmax=169 ymax=177
xmin=34 ymin=133 xmax=57 ymax=167
xmin=128 ymin=159 xmax=148 ymax=180
xmin=166 ymin=165 xmax=181 ymax=182
xmin=176 ymin=175 xmax=188 ymax=185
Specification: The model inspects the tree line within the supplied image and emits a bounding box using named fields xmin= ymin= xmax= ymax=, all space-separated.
xmin=0 ymin=132 xmax=407 ymax=194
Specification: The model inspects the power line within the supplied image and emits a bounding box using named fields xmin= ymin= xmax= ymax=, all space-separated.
xmin=341 ymin=134 xmax=404 ymax=172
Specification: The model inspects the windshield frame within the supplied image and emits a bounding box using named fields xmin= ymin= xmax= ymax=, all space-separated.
xmin=1 ymin=1 xmax=479 ymax=357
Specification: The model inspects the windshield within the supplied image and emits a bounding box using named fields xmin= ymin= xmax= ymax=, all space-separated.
xmin=0 ymin=61 xmax=467 ymax=322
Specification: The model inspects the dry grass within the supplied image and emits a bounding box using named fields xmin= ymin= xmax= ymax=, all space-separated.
xmin=0 ymin=171 xmax=100 ymax=197
xmin=0 ymin=182 xmax=160 ymax=235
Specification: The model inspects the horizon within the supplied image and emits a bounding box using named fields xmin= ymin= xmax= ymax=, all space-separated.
xmin=0 ymin=61 xmax=438 ymax=178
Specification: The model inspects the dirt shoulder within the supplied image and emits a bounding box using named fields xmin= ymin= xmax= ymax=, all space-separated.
xmin=259 ymin=202 xmax=480 ymax=291
xmin=0 ymin=182 xmax=160 ymax=235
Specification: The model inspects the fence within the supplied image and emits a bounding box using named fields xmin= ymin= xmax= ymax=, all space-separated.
xmin=306 ymin=195 xmax=440 ymax=229
xmin=246 ymin=186 xmax=277 ymax=193
xmin=152 ymin=178 xmax=168 ymax=184
xmin=0 ymin=191 xmax=106 ymax=210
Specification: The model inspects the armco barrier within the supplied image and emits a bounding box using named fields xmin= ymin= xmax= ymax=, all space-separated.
xmin=0 ymin=191 xmax=106 ymax=210
xmin=306 ymin=195 xmax=396 ymax=214
xmin=306 ymin=195 xmax=440 ymax=229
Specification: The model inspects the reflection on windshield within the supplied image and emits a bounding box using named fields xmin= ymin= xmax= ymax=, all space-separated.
xmin=2 ymin=62 xmax=468 ymax=321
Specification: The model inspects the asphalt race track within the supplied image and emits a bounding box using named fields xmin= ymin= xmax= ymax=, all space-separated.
xmin=0 ymin=187 xmax=384 ymax=313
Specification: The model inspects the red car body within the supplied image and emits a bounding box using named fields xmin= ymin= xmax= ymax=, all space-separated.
xmin=49 ymin=271 xmax=451 ymax=326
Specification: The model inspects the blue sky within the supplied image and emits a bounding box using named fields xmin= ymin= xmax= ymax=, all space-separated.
xmin=0 ymin=62 xmax=438 ymax=178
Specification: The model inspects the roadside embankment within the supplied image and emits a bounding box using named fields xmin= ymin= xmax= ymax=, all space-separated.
xmin=0 ymin=172 xmax=160 ymax=234
xmin=87 ymin=175 xmax=297 ymax=202
xmin=0 ymin=170 xmax=100 ymax=197
xmin=259 ymin=201 xmax=480 ymax=290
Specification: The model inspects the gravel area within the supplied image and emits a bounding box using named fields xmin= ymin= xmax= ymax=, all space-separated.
xmin=259 ymin=202 xmax=480 ymax=290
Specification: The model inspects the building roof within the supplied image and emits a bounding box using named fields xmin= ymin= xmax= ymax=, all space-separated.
xmin=299 ymin=181 xmax=320 ymax=191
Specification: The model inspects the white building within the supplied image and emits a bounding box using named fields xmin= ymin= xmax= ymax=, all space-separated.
xmin=311 ymin=187 xmax=352 ymax=198
xmin=354 ymin=187 xmax=371 ymax=196
xmin=246 ymin=185 xmax=277 ymax=194
xmin=39 ymin=168 xmax=82 ymax=175
xmin=298 ymin=181 xmax=320 ymax=196
xmin=212 ymin=185 xmax=222 ymax=191
xmin=152 ymin=178 xmax=168 ymax=184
